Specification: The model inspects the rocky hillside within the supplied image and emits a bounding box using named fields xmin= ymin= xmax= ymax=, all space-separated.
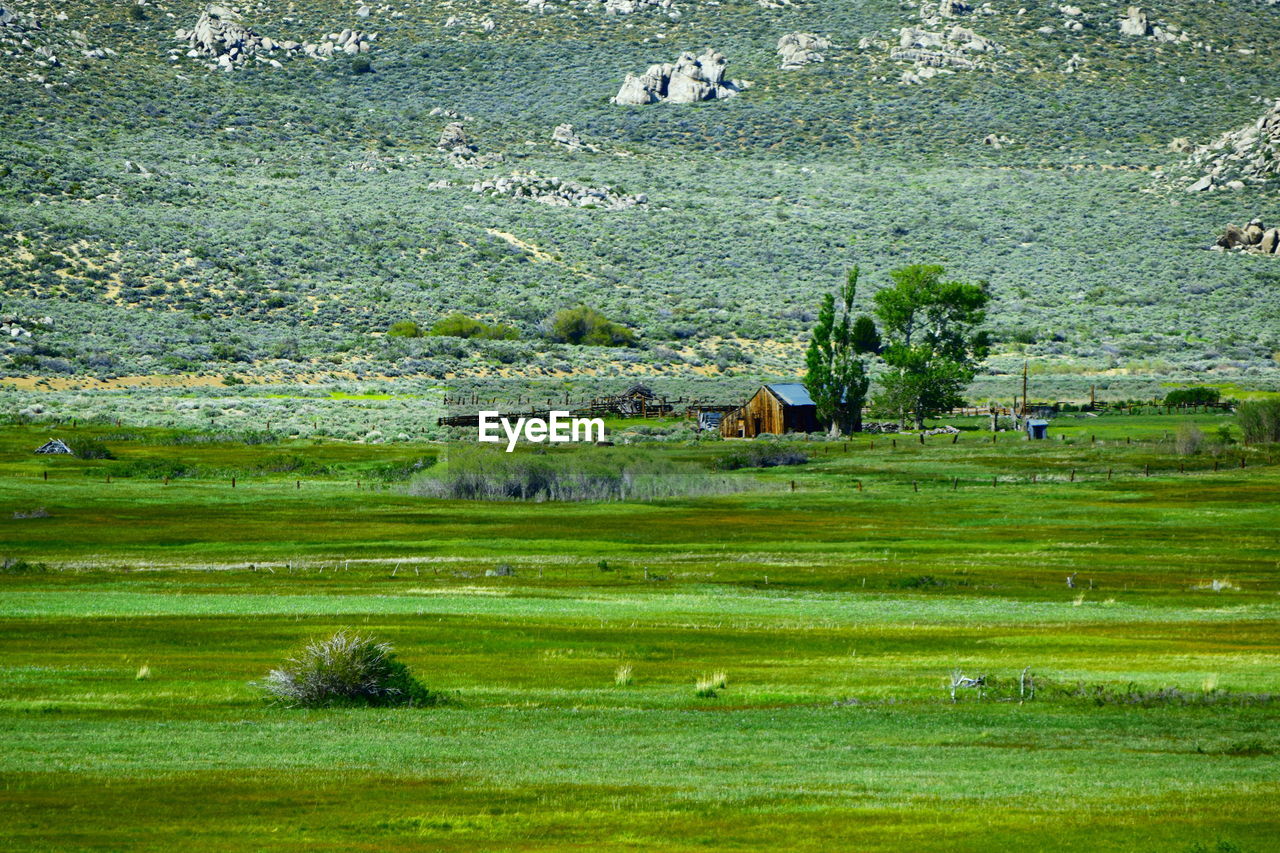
xmin=2 ymin=0 xmax=1280 ymax=381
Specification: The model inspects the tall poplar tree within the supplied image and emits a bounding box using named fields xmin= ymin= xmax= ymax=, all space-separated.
xmin=804 ymin=268 xmax=880 ymax=435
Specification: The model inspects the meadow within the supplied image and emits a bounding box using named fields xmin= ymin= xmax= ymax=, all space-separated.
xmin=2 ymin=410 xmax=1277 ymax=849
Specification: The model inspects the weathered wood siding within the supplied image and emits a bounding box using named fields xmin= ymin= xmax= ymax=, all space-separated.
xmin=721 ymin=388 xmax=818 ymax=437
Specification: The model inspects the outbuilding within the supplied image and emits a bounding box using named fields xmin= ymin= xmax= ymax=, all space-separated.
xmin=34 ymin=438 xmax=74 ymax=455
xmin=1025 ymin=419 xmax=1049 ymax=440
xmin=721 ymin=383 xmax=819 ymax=438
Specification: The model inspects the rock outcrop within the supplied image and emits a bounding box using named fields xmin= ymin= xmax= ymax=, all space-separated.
xmin=436 ymin=122 xmax=503 ymax=168
xmin=1214 ymin=218 xmax=1280 ymax=255
xmin=1118 ymin=6 xmax=1150 ymax=36
xmin=777 ymin=33 xmax=830 ymax=69
xmin=1173 ymin=100 xmax=1280 ymax=192
xmin=1115 ymin=5 xmax=1188 ymax=41
xmin=604 ymin=0 xmax=680 ymax=15
xmin=892 ymin=24 xmax=1004 ymax=80
xmin=471 ymin=172 xmax=647 ymax=210
xmin=612 ymin=50 xmax=749 ymax=105
xmin=175 ymin=5 xmax=375 ymax=70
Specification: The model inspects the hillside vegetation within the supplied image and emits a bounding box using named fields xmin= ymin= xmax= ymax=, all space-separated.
xmin=3 ymin=0 xmax=1280 ymax=381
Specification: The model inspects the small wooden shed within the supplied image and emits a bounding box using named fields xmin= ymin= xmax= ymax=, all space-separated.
xmin=1025 ymin=419 xmax=1049 ymax=440
xmin=721 ymin=384 xmax=819 ymax=438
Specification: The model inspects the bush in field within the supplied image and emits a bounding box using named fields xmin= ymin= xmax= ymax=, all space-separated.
xmin=410 ymin=445 xmax=742 ymax=502
xmin=387 ymin=320 xmax=423 ymax=338
xmin=1237 ymin=399 xmax=1280 ymax=444
xmin=430 ymin=313 xmax=518 ymax=340
xmin=65 ymin=437 xmax=114 ymax=459
xmin=715 ymin=445 xmax=809 ymax=470
xmin=1174 ymin=424 xmax=1204 ymax=455
xmin=258 ymin=630 xmax=438 ymax=708
xmin=546 ymin=306 xmax=636 ymax=347
xmin=1164 ymin=387 xmax=1220 ymax=407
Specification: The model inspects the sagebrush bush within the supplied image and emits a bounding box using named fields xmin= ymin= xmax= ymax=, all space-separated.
xmin=1175 ymin=424 xmax=1204 ymax=455
xmin=715 ymin=445 xmax=809 ymax=470
xmin=410 ymin=446 xmax=745 ymax=502
xmin=259 ymin=631 xmax=438 ymax=708
xmin=1237 ymin=399 xmax=1280 ymax=444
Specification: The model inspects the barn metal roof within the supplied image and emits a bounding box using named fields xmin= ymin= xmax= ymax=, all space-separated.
xmin=766 ymin=383 xmax=815 ymax=407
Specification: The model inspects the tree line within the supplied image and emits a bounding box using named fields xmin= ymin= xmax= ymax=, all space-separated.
xmin=805 ymin=264 xmax=991 ymax=433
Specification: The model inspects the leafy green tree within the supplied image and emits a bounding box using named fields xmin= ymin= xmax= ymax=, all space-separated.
xmin=871 ymin=264 xmax=990 ymax=429
xmin=805 ymin=268 xmax=880 ymax=435
xmin=546 ymin=306 xmax=636 ymax=347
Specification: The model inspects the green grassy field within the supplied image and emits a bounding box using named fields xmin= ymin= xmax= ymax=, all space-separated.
xmin=2 ymin=414 xmax=1278 ymax=850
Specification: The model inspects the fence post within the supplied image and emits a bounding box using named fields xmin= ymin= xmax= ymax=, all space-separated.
xmin=232 ymin=477 xmax=236 ymax=488
xmin=913 ymin=481 xmax=918 ymax=493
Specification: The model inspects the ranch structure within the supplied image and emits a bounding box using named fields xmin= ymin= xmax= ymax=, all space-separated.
xmin=721 ymin=383 xmax=819 ymax=438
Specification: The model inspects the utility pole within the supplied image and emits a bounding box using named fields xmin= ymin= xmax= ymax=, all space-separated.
xmin=1022 ymin=361 xmax=1029 ymax=418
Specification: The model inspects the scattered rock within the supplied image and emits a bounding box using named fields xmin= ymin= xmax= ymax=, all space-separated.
xmin=982 ymin=133 xmax=1012 ymax=148
xmin=612 ymin=49 xmax=749 ymax=105
xmin=937 ymin=0 xmax=972 ymax=17
xmin=1118 ymin=5 xmax=1150 ymax=36
xmin=1186 ymin=174 xmax=1213 ymax=192
xmin=1063 ymin=52 xmax=1085 ymax=73
xmin=890 ymin=24 xmax=1004 ymax=75
xmin=550 ymin=123 xmax=599 ymax=153
xmin=604 ymin=0 xmax=680 ymax=15
xmin=437 ymin=122 xmax=470 ymax=150
xmin=1214 ymin=218 xmax=1280 ymax=255
xmin=435 ymin=122 xmax=503 ymax=168
xmin=1171 ymin=100 xmax=1280 ymax=191
xmin=176 ymin=5 xmax=375 ymax=70
xmin=471 ymin=171 xmax=647 ymax=210
xmin=777 ymin=33 xmax=830 ymax=69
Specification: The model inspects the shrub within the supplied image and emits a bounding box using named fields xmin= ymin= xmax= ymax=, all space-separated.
xmin=411 ymin=446 xmax=744 ymax=502
xmin=258 ymin=630 xmax=438 ymax=708
xmin=614 ymin=664 xmax=633 ymax=686
xmin=430 ymin=313 xmax=518 ymax=340
xmin=351 ymin=57 xmax=373 ymax=74
xmin=387 ymin=320 xmax=423 ymax=338
xmin=1164 ymin=386 xmax=1220 ymax=407
xmin=65 ymin=437 xmax=114 ymax=459
xmin=1237 ymin=399 xmax=1280 ymax=444
xmin=0 ymin=558 xmax=49 ymax=574
xmin=1175 ymin=424 xmax=1204 ymax=455
xmin=715 ymin=445 xmax=808 ymax=470
xmin=546 ymin=306 xmax=636 ymax=347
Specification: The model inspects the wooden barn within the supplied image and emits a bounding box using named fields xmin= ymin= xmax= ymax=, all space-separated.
xmin=721 ymin=384 xmax=819 ymax=438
